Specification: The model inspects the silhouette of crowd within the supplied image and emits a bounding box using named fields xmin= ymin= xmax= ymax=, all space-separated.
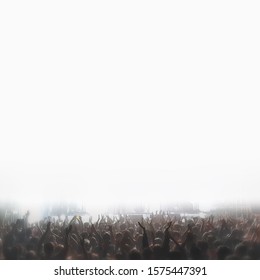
xmin=1 ymin=210 xmax=260 ymax=260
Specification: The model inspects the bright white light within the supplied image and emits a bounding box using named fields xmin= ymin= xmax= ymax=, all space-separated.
xmin=0 ymin=1 xmax=260 ymax=215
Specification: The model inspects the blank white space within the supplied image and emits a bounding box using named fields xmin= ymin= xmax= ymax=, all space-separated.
xmin=0 ymin=1 xmax=260 ymax=212
xmin=0 ymin=260 xmax=259 ymax=280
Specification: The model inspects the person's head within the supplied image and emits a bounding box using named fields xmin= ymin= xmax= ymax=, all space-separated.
xmin=103 ymin=232 xmax=111 ymax=244
xmin=155 ymin=230 xmax=164 ymax=240
xmin=114 ymin=232 xmax=122 ymax=247
xmin=152 ymin=244 xmax=164 ymax=260
xmin=129 ymin=248 xmax=141 ymax=260
xmin=153 ymin=237 xmax=163 ymax=246
xmin=171 ymin=230 xmax=181 ymax=241
xmin=207 ymin=234 xmax=216 ymax=245
xmin=190 ymin=245 xmax=202 ymax=260
xmin=216 ymin=245 xmax=231 ymax=260
xmin=120 ymin=223 xmax=127 ymax=231
xmin=44 ymin=242 xmax=54 ymax=257
xmin=168 ymin=250 xmax=183 ymax=260
xmin=27 ymin=237 xmax=39 ymax=251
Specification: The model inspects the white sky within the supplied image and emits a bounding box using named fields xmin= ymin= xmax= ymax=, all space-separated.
xmin=0 ymin=1 xmax=260 ymax=213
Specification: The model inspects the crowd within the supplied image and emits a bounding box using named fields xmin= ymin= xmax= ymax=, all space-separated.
xmin=0 ymin=210 xmax=260 ymax=260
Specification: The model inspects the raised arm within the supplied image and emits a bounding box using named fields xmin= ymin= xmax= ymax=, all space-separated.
xmin=162 ymin=221 xmax=172 ymax=253
xmin=37 ymin=221 xmax=51 ymax=255
xmin=138 ymin=222 xmax=149 ymax=249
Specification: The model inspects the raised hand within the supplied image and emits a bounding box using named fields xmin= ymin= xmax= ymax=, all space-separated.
xmin=138 ymin=222 xmax=145 ymax=231
xmin=165 ymin=221 xmax=172 ymax=231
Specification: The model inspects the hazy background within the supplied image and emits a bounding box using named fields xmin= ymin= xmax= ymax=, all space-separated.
xmin=0 ymin=1 xmax=260 ymax=216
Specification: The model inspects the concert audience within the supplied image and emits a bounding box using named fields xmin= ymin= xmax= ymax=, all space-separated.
xmin=0 ymin=210 xmax=259 ymax=260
